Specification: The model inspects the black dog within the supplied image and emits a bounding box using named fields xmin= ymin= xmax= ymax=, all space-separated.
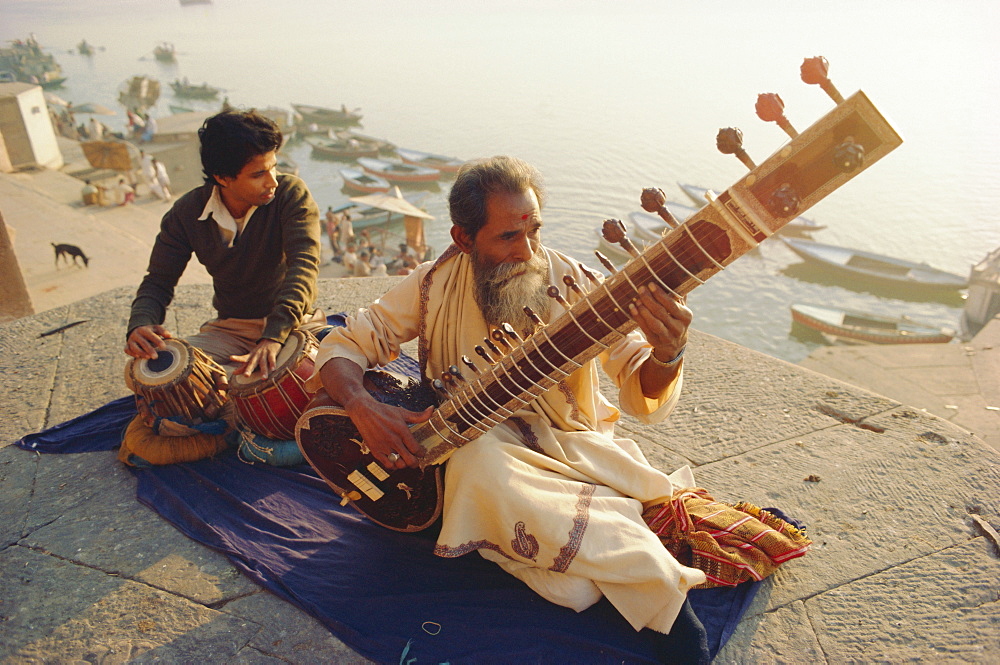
xmin=52 ymin=243 xmax=90 ymax=268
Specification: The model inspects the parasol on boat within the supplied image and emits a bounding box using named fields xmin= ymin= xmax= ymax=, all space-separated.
xmin=348 ymin=186 xmax=434 ymax=220
xmin=349 ymin=186 xmax=434 ymax=258
xmin=43 ymin=92 xmax=69 ymax=107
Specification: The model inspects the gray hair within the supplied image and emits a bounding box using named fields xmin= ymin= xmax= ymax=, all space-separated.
xmin=448 ymin=156 xmax=545 ymax=239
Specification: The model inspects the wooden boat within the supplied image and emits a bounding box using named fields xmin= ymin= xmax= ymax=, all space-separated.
xmin=790 ymin=303 xmax=955 ymax=345
xmin=338 ymin=130 xmax=395 ymax=153
xmin=292 ymin=103 xmax=362 ymax=126
xmin=396 ymin=148 xmax=464 ymax=174
xmin=0 ymin=37 xmax=67 ymax=88
xmin=340 ymin=168 xmax=390 ymax=194
xmin=77 ymin=40 xmax=94 ymax=56
xmin=782 ymin=237 xmax=968 ymax=291
xmin=357 ymin=157 xmax=440 ymax=183
xmin=347 ymin=192 xmax=431 ymax=230
xmin=153 ymin=42 xmax=176 ymax=62
xmin=628 ymin=202 xmax=699 ymax=244
xmin=170 ymin=79 xmax=220 ymax=99
xmin=677 ymin=182 xmax=826 ymax=235
xmin=306 ymin=135 xmax=380 ymax=159
xmin=169 ymin=104 xmax=193 ymax=115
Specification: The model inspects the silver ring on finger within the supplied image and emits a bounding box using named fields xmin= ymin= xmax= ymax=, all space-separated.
xmin=387 ymin=452 xmax=400 ymax=462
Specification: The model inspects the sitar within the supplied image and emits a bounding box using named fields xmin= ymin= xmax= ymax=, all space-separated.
xmin=296 ymin=57 xmax=903 ymax=532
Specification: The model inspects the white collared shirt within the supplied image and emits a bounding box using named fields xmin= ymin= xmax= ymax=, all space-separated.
xmin=198 ymin=185 xmax=257 ymax=247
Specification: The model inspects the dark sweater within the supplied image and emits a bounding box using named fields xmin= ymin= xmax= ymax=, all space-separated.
xmin=127 ymin=174 xmax=321 ymax=344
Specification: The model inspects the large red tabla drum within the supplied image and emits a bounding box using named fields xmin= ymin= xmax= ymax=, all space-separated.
xmin=228 ymin=329 xmax=319 ymax=440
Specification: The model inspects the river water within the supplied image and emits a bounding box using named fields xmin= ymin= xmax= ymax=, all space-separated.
xmin=3 ymin=0 xmax=998 ymax=362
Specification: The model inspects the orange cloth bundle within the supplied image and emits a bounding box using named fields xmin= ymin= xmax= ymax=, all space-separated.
xmin=118 ymin=413 xmax=228 ymax=466
xmin=643 ymin=487 xmax=812 ymax=588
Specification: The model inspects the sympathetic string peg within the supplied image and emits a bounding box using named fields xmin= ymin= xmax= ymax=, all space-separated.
xmin=432 ymin=378 xmax=449 ymax=395
xmin=461 ymin=355 xmax=480 ymax=375
xmin=491 ymin=329 xmax=512 ymax=351
xmin=501 ymin=322 xmax=521 ymax=342
xmin=768 ymin=183 xmax=801 ymax=218
xmin=601 ymin=219 xmax=640 ymax=258
xmin=640 ymin=187 xmax=681 ymax=228
xmin=716 ymin=127 xmax=757 ymax=170
xmin=756 ymin=93 xmax=799 ymax=139
xmin=579 ymin=263 xmax=601 ymax=285
xmin=800 ymin=56 xmax=844 ymax=104
xmin=523 ymin=306 xmax=545 ymax=327
xmin=594 ymin=251 xmax=618 ymax=274
xmin=833 ymin=135 xmax=865 ymax=173
xmin=547 ymin=285 xmax=570 ymax=307
xmin=562 ymin=274 xmax=584 ymax=297
xmin=484 ymin=337 xmax=502 ymax=357
xmin=474 ymin=345 xmax=495 ymax=365
xmin=448 ymin=365 xmax=465 ymax=382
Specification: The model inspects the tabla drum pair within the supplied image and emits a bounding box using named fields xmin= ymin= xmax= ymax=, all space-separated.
xmin=128 ymin=331 xmax=319 ymax=440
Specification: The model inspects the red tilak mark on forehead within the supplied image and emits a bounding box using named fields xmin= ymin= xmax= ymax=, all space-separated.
xmin=521 ymin=213 xmax=530 ymax=220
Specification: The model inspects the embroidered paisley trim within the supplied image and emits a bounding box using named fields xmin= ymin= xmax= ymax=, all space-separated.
xmin=549 ymin=483 xmax=595 ymax=573
xmin=434 ymin=539 xmax=507 ymax=559
xmin=511 ymin=521 xmax=540 ymax=561
xmin=557 ymin=381 xmax=580 ymax=422
xmin=510 ymin=416 xmax=544 ymax=454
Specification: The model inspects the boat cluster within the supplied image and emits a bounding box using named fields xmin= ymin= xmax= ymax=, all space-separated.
xmin=602 ymin=182 xmax=968 ymax=347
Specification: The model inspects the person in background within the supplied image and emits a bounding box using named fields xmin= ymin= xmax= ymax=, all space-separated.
xmin=353 ymin=249 xmax=372 ymax=277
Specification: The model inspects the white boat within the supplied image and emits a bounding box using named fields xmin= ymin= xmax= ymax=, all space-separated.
xmin=396 ymin=148 xmax=464 ymax=174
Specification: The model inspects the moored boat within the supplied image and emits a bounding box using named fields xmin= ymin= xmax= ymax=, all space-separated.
xmin=782 ymin=237 xmax=968 ymax=291
xmin=337 ymin=130 xmax=395 ymax=153
xmin=396 ymin=148 xmax=464 ymax=174
xmin=340 ymin=167 xmax=391 ymax=193
xmin=292 ymin=102 xmax=362 ymax=126
xmin=276 ymin=155 xmax=299 ymax=176
xmin=0 ymin=36 xmax=67 ymax=88
xmin=153 ymin=42 xmax=176 ymax=62
xmin=170 ymin=79 xmax=220 ymax=99
xmin=307 ymin=135 xmax=380 ymax=159
xmin=677 ymin=182 xmax=826 ymax=235
xmin=357 ymin=157 xmax=440 ymax=183
xmin=790 ymin=303 xmax=955 ymax=345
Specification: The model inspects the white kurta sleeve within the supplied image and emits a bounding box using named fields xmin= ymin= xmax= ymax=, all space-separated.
xmin=305 ymin=265 xmax=427 ymax=392
xmin=601 ymin=330 xmax=683 ymax=425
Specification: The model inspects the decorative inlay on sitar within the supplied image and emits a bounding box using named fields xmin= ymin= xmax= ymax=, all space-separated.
xmin=297 ymin=57 xmax=903 ymax=532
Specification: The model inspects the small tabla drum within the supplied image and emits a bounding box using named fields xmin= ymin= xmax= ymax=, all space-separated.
xmin=228 ymin=329 xmax=319 ymax=440
xmin=127 ymin=338 xmax=228 ymax=425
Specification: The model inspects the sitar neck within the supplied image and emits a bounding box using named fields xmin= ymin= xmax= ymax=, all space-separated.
xmin=414 ymin=89 xmax=901 ymax=467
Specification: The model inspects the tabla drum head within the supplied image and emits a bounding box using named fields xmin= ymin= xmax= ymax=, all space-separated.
xmin=131 ymin=338 xmax=191 ymax=387
xmin=229 ymin=330 xmax=309 ymax=388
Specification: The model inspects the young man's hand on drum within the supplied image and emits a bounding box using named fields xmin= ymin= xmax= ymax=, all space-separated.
xmin=230 ymin=338 xmax=282 ymax=380
xmin=125 ymin=325 xmax=173 ymax=359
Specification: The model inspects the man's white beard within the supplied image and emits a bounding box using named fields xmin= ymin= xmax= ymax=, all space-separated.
xmin=472 ymin=247 xmax=550 ymax=335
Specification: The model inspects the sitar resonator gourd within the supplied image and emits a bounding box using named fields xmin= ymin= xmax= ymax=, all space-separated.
xmin=296 ymin=56 xmax=903 ymax=532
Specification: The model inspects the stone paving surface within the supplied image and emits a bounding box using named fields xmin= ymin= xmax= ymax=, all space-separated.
xmin=1 ymin=279 xmax=998 ymax=664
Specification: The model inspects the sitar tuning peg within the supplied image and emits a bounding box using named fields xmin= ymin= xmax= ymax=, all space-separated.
xmin=756 ymin=93 xmax=799 ymax=139
xmin=716 ymin=127 xmax=757 ymax=170
xmin=601 ymin=219 xmax=640 ymax=258
xmin=594 ymin=251 xmax=618 ymax=274
xmin=461 ymin=355 xmax=480 ymax=375
xmin=500 ymin=322 xmax=521 ymax=342
xmin=801 ymin=56 xmax=845 ymax=105
xmin=474 ymin=345 xmax=495 ymax=365
xmin=522 ymin=306 xmax=545 ymax=327
xmin=562 ymin=274 xmax=584 ymax=297
xmin=640 ymin=188 xmax=680 ymax=228
xmin=546 ymin=285 xmax=569 ymax=307
xmin=491 ymin=328 xmax=512 ymax=351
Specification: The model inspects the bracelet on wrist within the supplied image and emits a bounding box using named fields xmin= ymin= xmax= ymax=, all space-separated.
xmin=648 ymin=346 xmax=685 ymax=369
